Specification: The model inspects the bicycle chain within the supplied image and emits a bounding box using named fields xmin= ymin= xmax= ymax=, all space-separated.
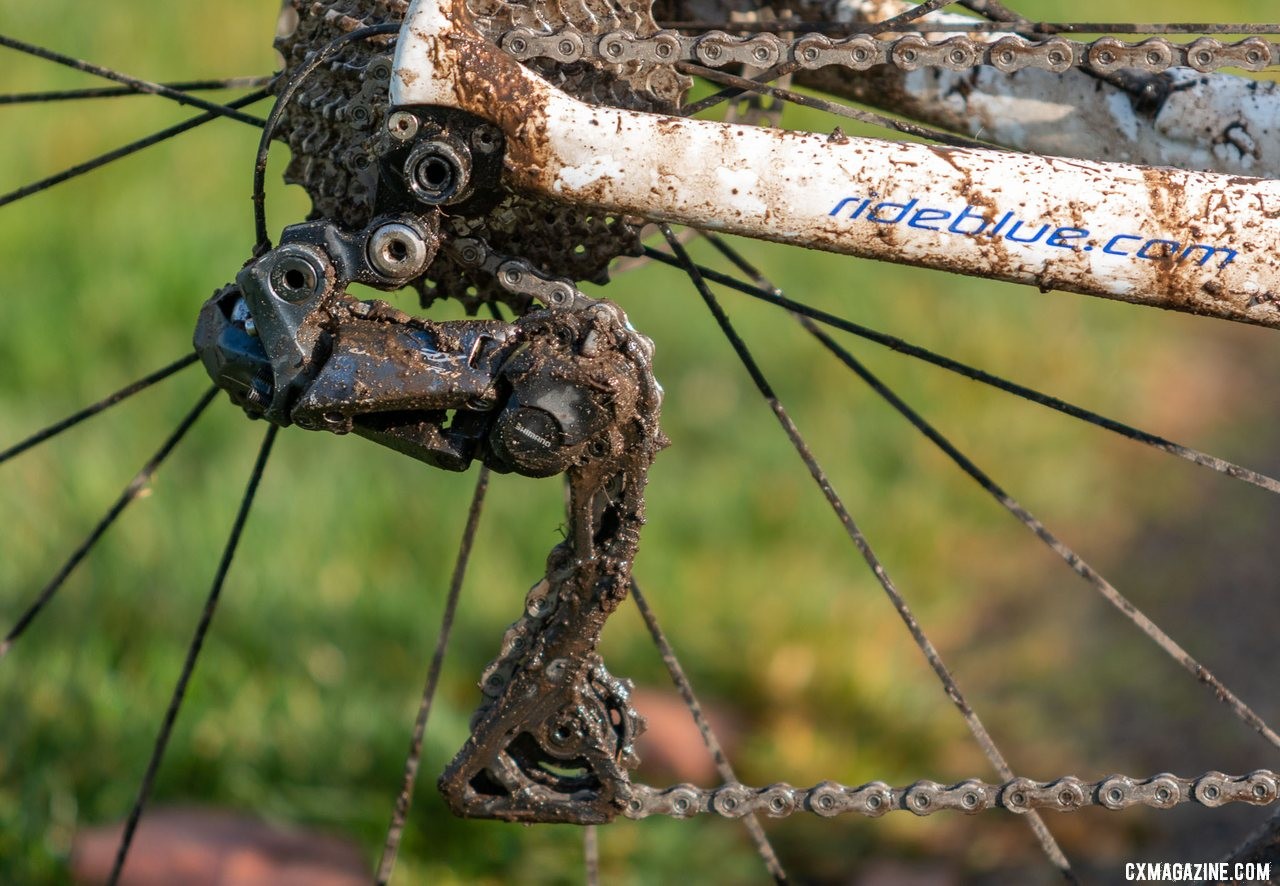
xmin=504 ymin=28 xmax=1280 ymax=75
xmin=627 ymin=769 xmax=1280 ymax=820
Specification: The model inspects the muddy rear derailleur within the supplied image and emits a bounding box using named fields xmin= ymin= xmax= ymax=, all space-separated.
xmin=193 ymin=215 xmax=665 ymax=824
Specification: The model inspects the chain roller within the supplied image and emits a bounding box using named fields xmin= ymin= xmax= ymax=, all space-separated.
xmin=624 ymin=769 xmax=1280 ymax=820
xmin=502 ymin=28 xmax=1280 ymax=75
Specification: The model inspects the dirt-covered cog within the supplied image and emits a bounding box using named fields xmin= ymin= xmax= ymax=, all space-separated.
xmin=271 ymin=0 xmax=690 ymax=314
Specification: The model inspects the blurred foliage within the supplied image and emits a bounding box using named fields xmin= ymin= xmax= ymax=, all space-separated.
xmin=2 ymin=1 xmax=1279 ymax=883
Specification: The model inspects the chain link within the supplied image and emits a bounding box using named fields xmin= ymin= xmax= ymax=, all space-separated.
xmin=504 ymin=27 xmax=1280 ymax=75
xmin=625 ymin=769 xmax=1280 ymax=819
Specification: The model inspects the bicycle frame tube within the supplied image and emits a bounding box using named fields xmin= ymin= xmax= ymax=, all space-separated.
xmin=393 ymin=0 xmax=1280 ymax=328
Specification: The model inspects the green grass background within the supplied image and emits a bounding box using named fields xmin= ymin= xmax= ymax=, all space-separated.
xmin=2 ymin=1 xmax=1279 ymax=882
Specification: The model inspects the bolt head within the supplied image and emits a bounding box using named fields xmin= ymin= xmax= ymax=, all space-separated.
xmin=387 ymin=110 xmax=420 ymax=141
xmin=367 ymin=222 xmax=431 ymax=279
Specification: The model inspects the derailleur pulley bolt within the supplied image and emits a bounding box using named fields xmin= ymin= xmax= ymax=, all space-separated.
xmin=367 ymin=222 xmax=432 ymax=280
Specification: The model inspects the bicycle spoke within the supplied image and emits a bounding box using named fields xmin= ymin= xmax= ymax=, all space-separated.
xmin=0 ymin=34 xmax=267 ymax=128
xmin=640 ymin=245 xmax=1280 ymax=498
xmin=631 ymin=578 xmax=789 ymax=885
xmin=1224 ymin=806 xmax=1280 ymax=868
xmin=807 ymin=320 xmax=1280 ymax=749
xmin=375 ymin=467 xmax=490 ymax=886
xmin=659 ymin=225 xmax=1076 ymax=882
xmin=108 ymin=423 xmax=278 ymax=886
xmin=0 ymin=89 xmax=270 ymax=210
xmin=585 ymin=826 xmax=600 ymax=886
xmin=0 ymin=76 xmax=272 ymax=106
xmin=868 ymin=0 xmax=965 ymax=33
xmin=0 ymin=387 xmax=217 ymax=661
xmin=701 ymin=230 xmax=1280 ymax=753
xmin=677 ymin=61 xmax=993 ymax=149
xmin=956 ymin=0 xmax=1024 ymax=24
xmin=0 ymin=354 xmax=200 ymax=465
xmin=680 ymin=62 xmax=796 ymax=117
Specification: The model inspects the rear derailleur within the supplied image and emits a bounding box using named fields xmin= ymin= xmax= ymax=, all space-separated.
xmin=194 ymin=209 xmax=665 ymax=824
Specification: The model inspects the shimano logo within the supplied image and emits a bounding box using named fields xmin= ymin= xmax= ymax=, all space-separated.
xmin=828 ymin=195 xmax=1237 ymax=272
xmin=515 ymin=422 xmax=555 ymax=450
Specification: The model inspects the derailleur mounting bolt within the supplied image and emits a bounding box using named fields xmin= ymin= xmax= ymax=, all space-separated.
xmin=405 ymin=138 xmax=472 ymax=205
xmin=266 ymin=246 xmax=328 ymax=303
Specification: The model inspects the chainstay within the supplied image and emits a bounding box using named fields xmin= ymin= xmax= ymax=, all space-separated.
xmin=504 ymin=28 xmax=1280 ymax=75
xmin=628 ymin=770 xmax=1280 ymax=819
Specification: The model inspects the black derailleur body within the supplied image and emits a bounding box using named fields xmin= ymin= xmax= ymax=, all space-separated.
xmin=194 ymin=208 xmax=506 ymax=473
xmin=195 ymin=106 xmax=646 ymax=481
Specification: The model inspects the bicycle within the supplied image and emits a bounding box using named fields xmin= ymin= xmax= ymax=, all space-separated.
xmin=2 ymin=0 xmax=1280 ymax=880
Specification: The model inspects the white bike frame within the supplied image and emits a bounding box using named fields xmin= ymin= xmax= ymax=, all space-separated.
xmin=392 ymin=0 xmax=1280 ymax=328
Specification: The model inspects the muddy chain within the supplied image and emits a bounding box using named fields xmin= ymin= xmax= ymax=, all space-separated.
xmin=504 ymin=27 xmax=1280 ymax=75
xmin=625 ymin=769 xmax=1280 ymax=820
